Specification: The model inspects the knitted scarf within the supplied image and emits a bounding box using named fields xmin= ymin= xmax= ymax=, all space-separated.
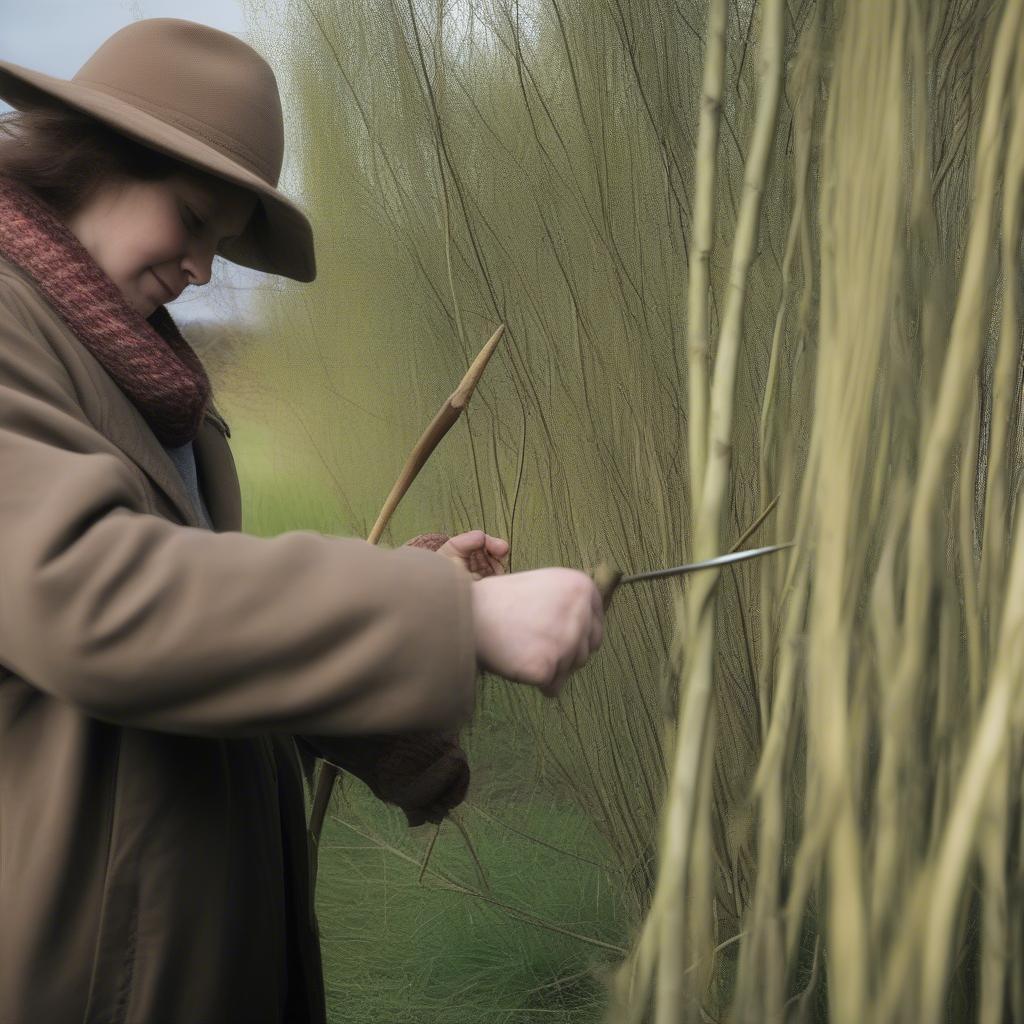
xmin=0 ymin=174 xmax=211 ymax=446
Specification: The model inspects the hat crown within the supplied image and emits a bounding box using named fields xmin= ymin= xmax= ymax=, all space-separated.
xmin=73 ymin=19 xmax=283 ymax=186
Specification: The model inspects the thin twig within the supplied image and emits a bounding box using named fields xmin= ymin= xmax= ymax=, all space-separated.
xmin=418 ymin=822 xmax=442 ymax=885
xmin=729 ymin=494 xmax=781 ymax=553
xmin=447 ymin=809 xmax=493 ymax=894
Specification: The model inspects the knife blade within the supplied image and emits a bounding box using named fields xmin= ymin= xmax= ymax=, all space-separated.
xmin=593 ymin=542 xmax=793 ymax=610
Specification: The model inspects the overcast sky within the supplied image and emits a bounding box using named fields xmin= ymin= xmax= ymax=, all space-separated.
xmin=0 ymin=0 xmax=274 ymax=325
xmin=0 ymin=0 xmax=248 ymax=107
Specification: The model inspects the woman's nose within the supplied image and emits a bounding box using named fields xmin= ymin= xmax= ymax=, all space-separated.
xmin=182 ymin=247 xmax=214 ymax=287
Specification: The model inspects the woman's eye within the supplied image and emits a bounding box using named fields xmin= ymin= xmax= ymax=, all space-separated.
xmin=183 ymin=206 xmax=204 ymax=233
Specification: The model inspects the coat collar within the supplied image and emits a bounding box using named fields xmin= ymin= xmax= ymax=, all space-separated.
xmin=95 ymin=384 xmax=243 ymax=533
xmin=0 ymin=248 xmax=243 ymax=533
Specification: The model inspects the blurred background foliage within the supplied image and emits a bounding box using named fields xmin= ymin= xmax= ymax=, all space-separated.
xmin=188 ymin=0 xmax=1024 ymax=1020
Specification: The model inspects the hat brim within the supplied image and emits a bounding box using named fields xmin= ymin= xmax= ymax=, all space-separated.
xmin=0 ymin=59 xmax=316 ymax=283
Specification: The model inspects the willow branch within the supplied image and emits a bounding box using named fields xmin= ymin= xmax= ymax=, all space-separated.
xmin=729 ymin=494 xmax=780 ymax=553
xmin=307 ymin=324 xmax=506 ymax=879
xmin=686 ymin=0 xmax=728 ymax=506
xmin=368 ymin=323 xmax=505 ymax=544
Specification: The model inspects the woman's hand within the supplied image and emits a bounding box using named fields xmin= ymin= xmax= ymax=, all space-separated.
xmin=471 ymin=568 xmax=604 ymax=697
xmin=404 ymin=531 xmax=603 ymax=696
xmin=435 ymin=529 xmax=509 ymax=580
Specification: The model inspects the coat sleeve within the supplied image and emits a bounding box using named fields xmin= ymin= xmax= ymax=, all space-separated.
xmin=0 ymin=285 xmax=479 ymax=738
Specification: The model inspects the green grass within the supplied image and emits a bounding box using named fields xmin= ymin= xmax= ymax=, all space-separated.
xmin=314 ymin=714 xmax=627 ymax=1023
xmin=222 ymin=412 xmax=372 ymax=538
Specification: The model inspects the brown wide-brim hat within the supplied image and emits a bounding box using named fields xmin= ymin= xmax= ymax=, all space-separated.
xmin=0 ymin=18 xmax=316 ymax=282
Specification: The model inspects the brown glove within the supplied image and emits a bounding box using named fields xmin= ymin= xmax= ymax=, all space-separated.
xmin=296 ymin=728 xmax=469 ymax=827
xmin=367 ymin=729 xmax=469 ymax=827
xmin=405 ymin=530 xmax=499 ymax=578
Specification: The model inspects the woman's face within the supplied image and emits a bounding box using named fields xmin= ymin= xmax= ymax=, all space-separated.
xmin=64 ymin=168 xmax=258 ymax=318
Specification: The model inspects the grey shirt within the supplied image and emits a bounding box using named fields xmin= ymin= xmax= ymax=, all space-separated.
xmin=163 ymin=440 xmax=214 ymax=530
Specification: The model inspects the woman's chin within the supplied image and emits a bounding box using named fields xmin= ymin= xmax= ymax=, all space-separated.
xmin=135 ymin=289 xmax=161 ymax=318
xmin=133 ymin=296 xmax=158 ymax=319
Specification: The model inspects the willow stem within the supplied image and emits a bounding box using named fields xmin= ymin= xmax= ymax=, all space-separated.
xmin=685 ymin=0 xmax=728 ymax=506
xmin=657 ymin=3 xmax=786 ymax=1020
xmin=307 ymin=324 xmax=505 ymax=885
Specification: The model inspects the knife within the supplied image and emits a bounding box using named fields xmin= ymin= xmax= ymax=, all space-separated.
xmin=592 ymin=543 xmax=793 ymax=610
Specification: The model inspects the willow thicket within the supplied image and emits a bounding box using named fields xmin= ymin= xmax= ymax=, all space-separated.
xmin=205 ymin=1 xmax=1024 ymax=1019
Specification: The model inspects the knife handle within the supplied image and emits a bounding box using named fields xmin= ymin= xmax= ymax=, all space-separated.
xmin=592 ymin=562 xmax=623 ymax=611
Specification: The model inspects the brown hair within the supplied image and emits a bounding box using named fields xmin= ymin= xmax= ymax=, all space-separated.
xmin=0 ymin=101 xmax=196 ymax=220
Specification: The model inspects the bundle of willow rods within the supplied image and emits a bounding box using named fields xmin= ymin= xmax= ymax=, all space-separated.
xmin=611 ymin=0 xmax=1024 ymax=1021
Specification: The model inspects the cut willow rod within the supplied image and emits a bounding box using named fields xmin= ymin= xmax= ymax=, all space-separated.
xmin=658 ymin=1 xmax=786 ymax=1020
xmin=920 ymin=475 xmax=1024 ymax=1023
xmin=307 ymin=323 xmax=506 ymax=880
xmin=979 ymin=46 xmax=1024 ymax=627
xmin=367 ymin=323 xmax=506 ymax=544
xmin=977 ymin=51 xmax=1024 ymax=1024
xmin=807 ymin=4 xmax=911 ymax=1017
xmin=605 ymin=502 xmax=781 ymax=1022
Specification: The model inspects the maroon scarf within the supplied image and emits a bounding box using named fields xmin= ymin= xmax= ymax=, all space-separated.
xmin=0 ymin=174 xmax=211 ymax=446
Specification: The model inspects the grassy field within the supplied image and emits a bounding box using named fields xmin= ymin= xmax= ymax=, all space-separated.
xmin=314 ymin=713 xmax=625 ymax=1023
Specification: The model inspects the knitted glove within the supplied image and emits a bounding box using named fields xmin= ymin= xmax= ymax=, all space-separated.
xmin=405 ymin=530 xmax=499 ymax=578
xmin=367 ymin=729 xmax=470 ymax=827
xmin=297 ymin=730 xmax=468 ymax=827
xmin=404 ymin=531 xmax=450 ymax=551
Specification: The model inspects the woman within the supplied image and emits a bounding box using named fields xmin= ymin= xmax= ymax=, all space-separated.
xmin=0 ymin=18 xmax=603 ymax=1024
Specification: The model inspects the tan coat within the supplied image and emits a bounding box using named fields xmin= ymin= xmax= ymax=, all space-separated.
xmin=0 ymin=255 xmax=479 ymax=1023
